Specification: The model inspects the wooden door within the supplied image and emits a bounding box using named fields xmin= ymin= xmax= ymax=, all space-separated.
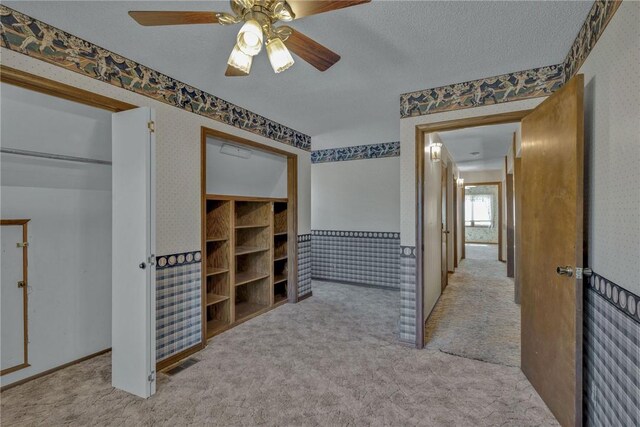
xmin=520 ymin=75 xmax=584 ymax=427
xmin=112 ymin=107 xmax=156 ymax=398
xmin=0 ymin=220 xmax=29 ymax=375
xmin=441 ymin=165 xmax=448 ymax=291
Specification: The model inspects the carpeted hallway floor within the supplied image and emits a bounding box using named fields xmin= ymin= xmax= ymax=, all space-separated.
xmin=425 ymin=244 xmax=520 ymax=367
xmin=1 ymin=280 xmax=555 ymax=426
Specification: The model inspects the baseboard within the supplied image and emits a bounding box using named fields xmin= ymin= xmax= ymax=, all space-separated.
xmin=1 ymin=348 xmax=111 ymax=392
xmin=312 ymin=277 xmax=400 ymax=291
xmin=157 ymin=342 xmax=205 ymax=372
xmin=298 ymin=292 xmax=313 ymax=302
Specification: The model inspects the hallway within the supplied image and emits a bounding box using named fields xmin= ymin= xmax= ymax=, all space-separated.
xmin=425 ymin=244 xmax=520 ymax=367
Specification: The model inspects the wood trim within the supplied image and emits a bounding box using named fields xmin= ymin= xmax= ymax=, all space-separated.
xmin=416 ymin=110 xmax=531 ymax=134
xmin=206 ymin=194 xmax=288 ymax=203
xmin=415 ymin=127 xmax=425 ymax=349
xmin=298 ymin=292 xmax=312 ymax=302
xmin=453 ymin=178 xmax=458 ymax=269
xmin=461 ymin=187 xmax=466 ymax=259
xmin=199 ymin=127 xmax=299 ymax=350
xmin=0 ymin=348 xmax=110 ymax=392
xmin=287 ymin=155 xmax=299 ymax=303
xmin=0 ymin=66 xmax=136 ymax=112
xmin=157 ymin=342 xmax=205 ymax=372
xmin=0 ymin=219 xmax=30 ymax=226
xmin=202 ymin=127 xmax=299 ymax=158
xmin=0 ymin=220 xmax=30 ymax=377
xmin=415 ymin=111 xmax=527 ymax=349
xmin=200 ymin=127 xmax=208 ymax=346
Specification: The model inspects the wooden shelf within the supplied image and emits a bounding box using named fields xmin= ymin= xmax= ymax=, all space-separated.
xmin=206 ymin=293 xmax=229 ymax=306
xmin=207 ymin=319 xmax=228 ymax=337
xmin=235 ymin=301 xmax=267 ymax=321
xmin=207 ymin=268 xmax=229 ymax=277
xmin=235 ymin=272 xmax=269 ymax=287
xmin=235 ymin=246 xmax=269 ymax=256
xmin=274 ymin=293 xmax=287 ymax=304
xmin=274 ymin=274 xmax=287 ymax=285
xmin=274 ymin=255 xmax=288 ymax=262
xmin=274 ymin=231 xmax=287 ymax=236
xmin=206 ymin=237 xmax=228 ymax=243
xmin=235 ymin=224 xmax=269 ymax=229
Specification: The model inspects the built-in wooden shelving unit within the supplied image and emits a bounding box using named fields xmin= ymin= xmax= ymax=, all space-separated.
xmin=203 ymin=196 xmax=289 ymax=339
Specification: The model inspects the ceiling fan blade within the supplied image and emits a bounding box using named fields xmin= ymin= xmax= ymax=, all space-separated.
xmin=225 ymin=65 xmax=249 ymax=77
xmin=286 ymin=0 xmax=371 ymax=19
xmin=128 ymin=11 xmax=220 ymax=26
xmin=283 ymin=29 xmax=340 ymax=72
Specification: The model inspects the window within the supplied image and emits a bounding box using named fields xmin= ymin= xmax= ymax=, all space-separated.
xmin=465 ymin=194 xmax=493 ymax=227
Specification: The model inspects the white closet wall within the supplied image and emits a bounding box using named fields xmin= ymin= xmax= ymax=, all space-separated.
xmin=206 ymin=137 xmax=287 ymax=198
xmin=0 ymin=83 xmax=112 ymax=386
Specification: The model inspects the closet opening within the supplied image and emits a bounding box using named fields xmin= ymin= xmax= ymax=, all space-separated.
xmin=200 ymin=128 xmax=298 ymax=343
xmin=1 ymin=67 xmax=156 ymax=398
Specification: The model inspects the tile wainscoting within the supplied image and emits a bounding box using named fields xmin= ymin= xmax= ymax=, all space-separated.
xmin=311 ymin=230 xmax=400 ymax=289
xmin=298 ymin=234 xmax=312 ymax=298
xmin=584 ymin=273 xmax=639 ymax=426
xmin=156 ymin=251 xmax=202 ymax=362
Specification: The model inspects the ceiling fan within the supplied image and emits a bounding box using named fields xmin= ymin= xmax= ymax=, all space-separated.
xmin=129 ymin=0 xmax=371 ymax=76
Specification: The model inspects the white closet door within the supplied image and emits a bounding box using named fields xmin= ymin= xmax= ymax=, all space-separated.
xmin=1 ymin=224 xmax=28 ymax=373
xmin=111 ymin=107 xmax=156 ymax=398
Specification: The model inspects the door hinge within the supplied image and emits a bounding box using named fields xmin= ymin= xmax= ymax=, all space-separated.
xmin=16 ymin=241 xmax=29 ymax=248
xmin=148 ymin=370 xmax=156 ymax=382
xmin=147 ymin=121 xmax=155 ymax=133
xmin=148 ymin=254 xmax=156 ymax=266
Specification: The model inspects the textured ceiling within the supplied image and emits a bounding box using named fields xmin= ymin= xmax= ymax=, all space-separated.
xmin=439 ymin=122 xmax=520 ymax=172
xmin=5 ymin=1 xmax=593 ymax=150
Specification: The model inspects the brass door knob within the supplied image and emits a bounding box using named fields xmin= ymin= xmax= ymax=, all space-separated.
xmin=556 ymin=266 xmax=574 ymax=277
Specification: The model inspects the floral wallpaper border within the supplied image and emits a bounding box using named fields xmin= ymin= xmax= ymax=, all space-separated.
xmin=400 ymin=64 xmax=564 ymax=118
xmin=311 ymin=141 xmax=400 ymax=164
xmin=563 ymin=0 xmax=622 ymax=80
xmin=0 ymin=5 xmax=311 ymax=151
xmin=400 ymin=0 xmax=622 ymax=119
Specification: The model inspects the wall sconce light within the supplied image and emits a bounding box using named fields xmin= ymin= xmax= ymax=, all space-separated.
xmin=429 ymin=141 xmax=442 ymax=162
xmin=457 ymin=177 xmax=464 ymax=188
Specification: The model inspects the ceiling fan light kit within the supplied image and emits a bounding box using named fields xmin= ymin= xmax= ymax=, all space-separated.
xmin=128 ymin=0 xmax=371 ymax=76
xmin=227 ymin=44 xmax=253 ymax=75
xmin=266 ymin=37 xmax=295 ymax=73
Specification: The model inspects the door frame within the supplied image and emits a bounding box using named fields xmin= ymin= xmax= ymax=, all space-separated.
xmin=463 ymin=181 xmax=503 ymax=259
xmin=199 ymin=127 xmax=299 ymax=344
xmin=0 ymin=219 xmax=30 ymax=376
xmin=415 ymin=110 xmax=530 ymax=349
xmin=440 ymin=164 xmax=448 ymax=291
xmin=0 ymin=66 xmax=144 ymax=386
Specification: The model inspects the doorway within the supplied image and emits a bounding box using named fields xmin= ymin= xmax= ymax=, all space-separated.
xmin=415 ymin=74 xmax=585 ymax=427
xmin=0 ymin=68 xmax=156 ymax=398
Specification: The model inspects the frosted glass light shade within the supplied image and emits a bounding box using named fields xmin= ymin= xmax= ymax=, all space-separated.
xmin=266 ymin=37 xmax=294 ymax=73
xmin=227 ymin=44 xmax=252 ymax=74
xmin=237 ymin=19 xmax=263 ymax=56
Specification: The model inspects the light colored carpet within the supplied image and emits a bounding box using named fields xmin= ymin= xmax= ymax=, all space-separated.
xmin=425 ymin=245 xmax=520 ymax=367
xmin=1 ymin=281 xmax=555 ymax=426
xmin=465 ymin=243 xmax=499 ymax=260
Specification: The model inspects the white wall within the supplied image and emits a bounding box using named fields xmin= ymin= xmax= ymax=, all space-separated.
xmin=1 ymin=48 xmax=312 ymax=254
xmin=311 ymin=156 xmax=400 ymax=232
xmin=460 ymin=169 xmax=503 ymax=184
xmin=579 ymin=0 xmax=640 ymax=294
xmin=206 ymin=137 xmax=287 ymax=198
xmin=1 ymin=85 xmax=112 ymax=386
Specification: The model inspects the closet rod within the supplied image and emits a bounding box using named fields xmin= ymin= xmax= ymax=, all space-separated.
xmin=0 ymin=148 xmax=112 ymax=165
